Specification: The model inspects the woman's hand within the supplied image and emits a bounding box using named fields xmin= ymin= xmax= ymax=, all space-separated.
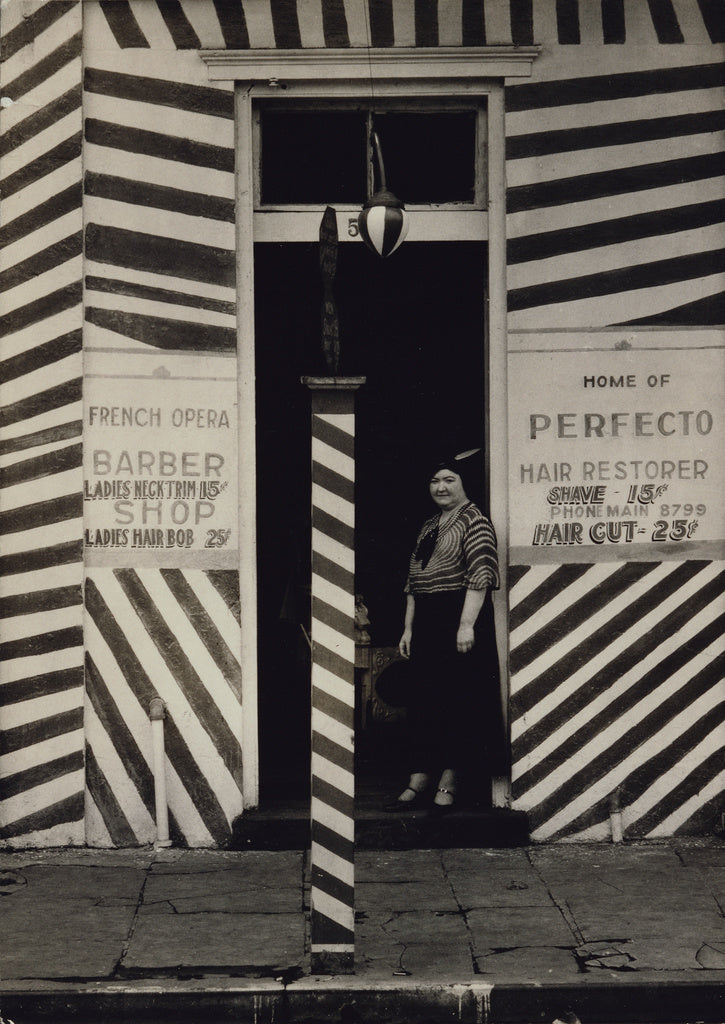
xmin=399 ymin=629 xmax=412 ymax=659
xmin=456 ymin=623 xmax=475 ymax=654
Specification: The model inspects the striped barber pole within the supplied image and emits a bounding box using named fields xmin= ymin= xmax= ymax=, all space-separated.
xmin=304 ymin=376 xmax=364 ymax=975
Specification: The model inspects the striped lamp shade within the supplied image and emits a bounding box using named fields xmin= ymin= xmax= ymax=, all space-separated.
xmin=358 ymin=189 xmax=409 ymax=258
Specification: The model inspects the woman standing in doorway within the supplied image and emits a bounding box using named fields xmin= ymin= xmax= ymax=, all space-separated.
xmin=384 ymin=450 xmax=504 ymax=814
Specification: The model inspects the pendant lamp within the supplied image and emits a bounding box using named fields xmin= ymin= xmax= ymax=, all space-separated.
xmin=357 ymin=131 xmax=409 ymax=258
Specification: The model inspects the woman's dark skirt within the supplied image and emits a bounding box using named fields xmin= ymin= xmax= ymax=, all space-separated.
xmin=407 ymin=589 xmax=508 ymax=781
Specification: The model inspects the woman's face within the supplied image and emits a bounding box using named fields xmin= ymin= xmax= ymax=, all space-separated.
xmin=430 ymin=469 xmax=467 ymax=511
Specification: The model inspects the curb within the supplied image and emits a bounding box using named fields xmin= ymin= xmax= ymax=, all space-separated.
xmin=2 ymin=976 xmax=724 ymax=1023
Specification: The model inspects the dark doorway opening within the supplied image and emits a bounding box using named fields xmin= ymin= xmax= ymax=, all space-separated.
xmin=254 ymin=241 xmax=487 ymax=801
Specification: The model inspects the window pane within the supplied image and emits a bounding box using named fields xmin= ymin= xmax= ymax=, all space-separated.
xmin=373 ymin=112 xmax=477 ymax=204
xmin=261 ymin=111 xmax=367 ymax=204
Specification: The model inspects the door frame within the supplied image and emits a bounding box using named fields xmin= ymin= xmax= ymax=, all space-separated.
xmin=202 ymin=47 xmax=539 ymax=809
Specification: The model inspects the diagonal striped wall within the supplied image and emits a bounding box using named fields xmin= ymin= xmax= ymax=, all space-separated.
xmin=0 ymin=1 xmax=86 ymax=847
xmin=510 ymin=560 xmax=724 ymax=840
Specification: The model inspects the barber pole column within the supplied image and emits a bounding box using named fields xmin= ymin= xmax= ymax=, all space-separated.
xmin=304 ymin=376 xmax=364 ymax=975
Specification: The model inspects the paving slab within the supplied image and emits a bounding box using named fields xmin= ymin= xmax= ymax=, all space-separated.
xmin=476 ymin=944 xmax=581 ymax=979
xmin=355 ymin=908 xmax=475 ymax=979
xmin=467 ymin=904 xmax=576 ymax=951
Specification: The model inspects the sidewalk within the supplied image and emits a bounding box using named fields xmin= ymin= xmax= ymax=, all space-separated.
xmin=1 ymin=839 xmax=724 ymax=1023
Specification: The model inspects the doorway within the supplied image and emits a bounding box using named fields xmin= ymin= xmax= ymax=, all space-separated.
xmin=254 ymin=240 xmax=488 ymax=801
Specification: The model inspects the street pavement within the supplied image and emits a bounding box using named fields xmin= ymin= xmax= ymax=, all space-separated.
xmin=0 ymin=839 xmax=724 ymax=1023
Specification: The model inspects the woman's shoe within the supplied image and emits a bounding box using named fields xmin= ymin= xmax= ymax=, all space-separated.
xmin=428 ymin=787 xmax=456 ymax=816
xmin=383 ymin=787 xmax=428 ymax=812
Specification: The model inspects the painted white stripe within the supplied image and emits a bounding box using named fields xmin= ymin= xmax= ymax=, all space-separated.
xmin=296 ymin=0 xmax=326 ymax=47
xmin=1 ymin=305 xmax=82 ymax=363
xmin=179 ymin=0 xmax=227 ymax=48
xmin=84 ymin=144 xmax=234 ymax=199
xmin=0 ymin=432 xmax=81 ymax=475
xmin=0 ymin=109 xmax=80 ymax=183
xmin=312 ymin=436 xmax=355 ymax=481
xmin=312 ymin=573 xmax=353 ymax=618
xmin=510 ymin=564 xmax=613 ymax=650
xmin=0 ymin=351 xmax=80 ymax=407
xmin=342 ymin=0 xmax=371 ymax=46
xmin=183 ymin=570 xmax=242 ymax=684
xmin=311 ymin=842 xmax=355 ymax=886
xmin=1 ymin=214 xmax=83 ymax=287
xmin=312 ymin=752 xmax=354 ymax=798
xmin=392 ymin=0 xmax=416 ymax=45
xmin=312 ymin=662 xmax=355 ymax=702
xmin=320 ymin=413 xmax=354 ymax=432
xmin=1 ymin=62 xmax=82 ymax=154
xmin=0 ymin=647 xmax=82 ymax=687
xmin=312 ymin=796 xmax=355 ymax=841
xmin=0 ymin=686 xmax=82 ymax=730
xmin=438 ymin=0 xmax=463 ymax=46
xmin=311 ymin=889 xmax=355 ymax=932
xmin=2 ymin=256 xmax=81 ymax=317
xmin=3 ymin=467 xmax=81 ymax=516
xmin=0 ymin=7 xmax=80 ymax=88
xmin=0 ymin=729 xmax=84 ymax=778
xmin=514 ymin=592 xmax=723 ymax=777
xmin=312 ymin=482 xmax=355 ymax=527
xmin=484 ymin=0 xmax=512 ymax=43
xmin=312 ymin=712 xmax=354 ymax=754
xmin=0 ymin=561 xmax=81 ymax=599
xmin=0 ymin=605 xmax=82 ymax=645
xmin=0 ymin=517 xmax=83 ymax=559
xmin=84 ymin=195 xmax=235 ymax=251
xmin=649 ymin=768 xmax=725 ymax=838
xmin=312 ymin=528 xmax=355 ymax=573
xmin=85 ymin=260 xmax=236 ymax=305
xmin=85 ymin=90 xmax=234 ymax=146
xmin=241 ymin=0 xmax=276 ymax=47
xmin=85 ymin=285 xmax=236 ymax=329
xmin=164 ymin=754 xmax=217 ymax=847
xmin=85 ymin=792 xmax=115 ymax=848
xmin=129 ymin=0 xmax=179 ymax=49
xmin=312 ymin=620 xmax=355 ymax=665
xmin=0 ymin=768 xmax=85 ymax=824
xmin=310 ymin=944 xmax=354 ymax=953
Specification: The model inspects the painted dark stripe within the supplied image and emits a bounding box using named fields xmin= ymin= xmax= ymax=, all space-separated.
xmin=312 ymin=551 xmax=355 ymax=594
xmin=555 ymin=0 xmax=580 ymax=44
xmin=508 ymin=564 xmax=531 ymax=588
xmin=510 ymin=0 xmax=534 ymax=45
xmin=312 ymin=730 xmax=355 ymax=775
xmin=0 ymin=233 xmax=83 ymax=295
xmin=506 ymin=63 xmax=725 ymax=113
xmin=1 ymin=280 xmax=81 ymax=338
xmin=314 ymin=642 xmax=355 ymax=688
xmin=509 ymin=247 xmax=725 ymax=313
xmin=311 ymin=912 xmax=353 ymax=946
xmin=415 ymin=0 xmax=438 ymax=46
xmin=85 ymin=741 xmax=138 ymax=846
xmin=159 ymin=568 xmax=242 ymax=699
xmin=86 ymin=275 xmax=235 ymax=317
xmin=312 ymin=820 xmax=354 ymax=863
xmin=312 ymin=595 xmax=354 ymax=641
xmin=508 ymin=199 xmax=725 ymax=266
xmin=311 ymin=863 xmax=354 ymax=911
xmin=311 ymin=415 xmax=355 ymax=459
xmin=0 ymin=494 xmax=83 ymax=537
xmin=507 ymin=109 xmax=725 ymax=161
xmin=512 ymin=562 xmax=709 ymax=715
xmin=0 ymin=1 xmax=78 ymax=63
xmin=313 ymin=685 xmax=354 ymax=729
xmin=673 ymin=778 xmax=725 ymax=835
xmin=0 ymin=86 xmax=81 ymax=158
xmin=84 ymin=171 xmax=234 ymax=223
xmin=84 ymin=577 xmax=232 ymax=845
xmin=157 ymin=0 xmax=201 ymax=49
xmin=0 ymin=379 xmax=82 ymax=429
xmin=2 ymin=32 xmax=82 ymax=102
xmin=368 ymin=0 xmax=394 ymax=46
xmin=0 ymin=133 xmax=83 ymax=202
xmin=83 ymin=67 xmax=234 ymax=120
xmin=0 ymin=626 xmax=83 ymax=663
xmin=0 ymin=792 xmax=84 ymax=841
xmin=99 ymin=1 xmax=150 ymax=48
xmin=0 ymin=584 xmax=82 ymax=619
xmin=270 ymin=0 xmax=302 ymax=48
xmin=0 ymin=707 xmax=83 ymax=756
xmin=619 ymin=291 xmax=725 ymax=328
xmin=206 ymin=569 xmax=241 ymax=619
xmin=513 ymin=608 xmax=725 ymax=788
xmin=321 ymin=0 xmax=349 ymax=47
xmin=212 ymin=0 xmax=250 ymax=48
xmin=85 ymin=654 xmax=156 ymax=818
xmin=85 ymin=223 xmax=235 ymax=287
xmin=0 ymin=328 xmax=81 ymax=384
xmin=0 ymin=183 xmax=82 ymax=251
xmin=312 ymin=462 xmax=354 ymax=504
xmin=312 ymin=507 xmax=355 ymax=550
xmin=602 ymin=0 xmax=625 ymax=44
xmin=1 ymin=666 xmax=84 ymax=708
xmin=84 ymin=118 xmax=234 ymax=172
xmin=85 ymin=307 xmax=236 ymax=352
xmin=312 ymin=775 xmax=354 ymax=819
xmin=526 ymin=656 xmax=724 ymax=832
xmin=462 ymin=0 xmax=486 ymax=44
xmin=1 ymin=750 xmax=84 ymax=801
xmin=0 ymin=540 xmax=82 ymax=577
xmin=647 ymin=0 xmax=684 ymax=44
xmin=114 ymin=569 xmax=242 ymax=775
xmin=507 ymin=154 xmax=724 ymax=215
xmin=0 ymin=421 xmax=82 ymax=457
xmin=697 ymin=0 xmax=725 ymax=43
xmin=509 ymin=564 xmax=593 ymax=631
xmin=511 ymin=561 xmax=658 ymax=676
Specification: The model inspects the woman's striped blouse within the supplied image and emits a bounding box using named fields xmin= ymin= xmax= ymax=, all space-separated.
xmin=405 ymin=502 xmax=500 ymax=595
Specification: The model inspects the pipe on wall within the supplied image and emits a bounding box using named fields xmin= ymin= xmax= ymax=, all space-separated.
xmin=149 ymin=697 xmax=172 ymax=849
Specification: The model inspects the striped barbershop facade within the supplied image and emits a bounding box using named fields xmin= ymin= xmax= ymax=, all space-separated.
xmin=1 ymin=0 xmax=723 ymax=852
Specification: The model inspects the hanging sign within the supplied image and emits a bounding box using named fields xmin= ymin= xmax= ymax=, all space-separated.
xmin=319 ymin=205 xmax=340 ymax=374
xmin=508 ymin=333 xmax=724 ymax=555
xmin=83 ymin=351 xmax=238 ymax=567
